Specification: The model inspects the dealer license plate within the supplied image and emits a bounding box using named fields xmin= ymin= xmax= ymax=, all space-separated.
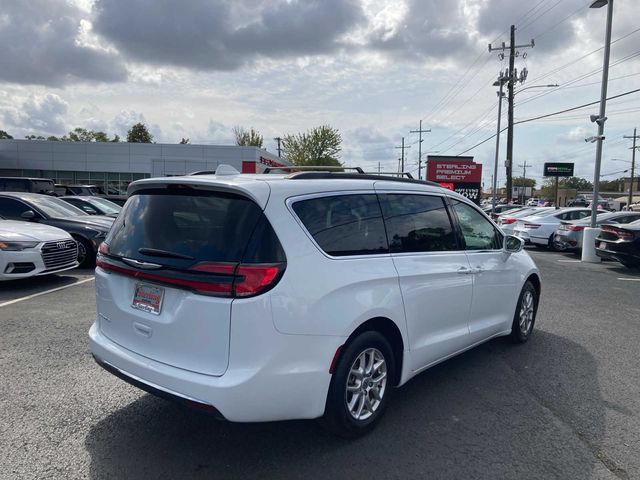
xmin=599 ymin=242 xmax=607 ymax=250
xmin=132 ymin=284 xmax=164 ymax=315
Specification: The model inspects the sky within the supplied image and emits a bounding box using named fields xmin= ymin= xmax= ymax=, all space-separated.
xmin=1 ymin=0 xmax=639 ymax=188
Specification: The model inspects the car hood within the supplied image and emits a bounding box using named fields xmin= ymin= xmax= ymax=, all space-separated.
xmin=53 ymin=215 xmax=114 ymax=230
xmin=0 ymin=220 xmax=72 ymax=242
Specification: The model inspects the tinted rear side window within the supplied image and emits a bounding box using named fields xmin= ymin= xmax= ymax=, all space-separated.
xmin=380 ymin=194 xmax=457 ymax=253
xmin=292 ymin=194 xmax=388 ymax=256
xmin=105 ymin=191 xmax=282 ymax=268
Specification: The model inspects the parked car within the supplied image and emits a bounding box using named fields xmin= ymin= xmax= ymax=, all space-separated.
xmin=0 ymin=217 xmax=78 ymax=280
xmin=90 ymin=166 xmax=541 ymax=437
xmin=526 ymin=198 xmax=539 ymax=206
xmin=0 ymin=177 xmax=55 ymax=195
xmin=595 ymin=220 xmax=640 ymax=268
xmin=98 ymin=194 xmax=127 ymax=207
xmin=482 ymin=204 xmax=521 ymax=220
xmin=512 ymin=208 xmax=595 ymax=249
xmin=54 ymin=184 xmax=102 ymax=196
xmin=60 ymin=196 xmax=122 ymax=218
xmin=497 ymin=207 xmax=555 ymax=235
xmin=554 ymin=211 xmax=640 ymax=252
xmin=0 ymin=192 xmax=113 ymax=267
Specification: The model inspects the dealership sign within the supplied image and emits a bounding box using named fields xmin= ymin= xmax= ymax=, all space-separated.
xmin=543 ymin=162 xmax=574 ymax=177
xmin=426 ymin=156 xmax=482 ymax=204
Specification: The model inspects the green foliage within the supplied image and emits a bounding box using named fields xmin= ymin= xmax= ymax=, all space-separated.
xmin=25 ymin=135 xmax=45 ymax=140
xmin=179 ymin=137 xmax=190 ymax=144
xmin=598 ymin=178 xmax=624 ymax=192
xmin=562 ymin=176 xmax=593 ymax=191
xmin=512 ymin=176 xmax=536 ymax=188
xmin=47 ymin=136 xmax=60 ymax=141
xmin=0 ymin=130 xmax=13 ymax=139
xmin=282 ymin=125 xmax=342 ymax=166
xmin=126 ymin=123 xmax=154 ymax=143
xmin=233 ymin=127 xmax=263 ymax=148
xmin=111 ymin=134 xmax=120 ymax=143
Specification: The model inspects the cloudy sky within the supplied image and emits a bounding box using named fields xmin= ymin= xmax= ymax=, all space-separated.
xmin=1 ymin=0 xmax=639 ymax=187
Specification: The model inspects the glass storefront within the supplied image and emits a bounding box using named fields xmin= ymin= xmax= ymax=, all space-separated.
xmin=11 ymin=170 xmax=150 ymax=195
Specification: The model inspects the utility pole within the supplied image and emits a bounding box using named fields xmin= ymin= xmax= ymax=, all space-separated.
xmin=623 ymin=127 xmax=639 ymax=209
xmin=395 ymin=137 xmax=410 ymax=172
xmin=410 ymin=121 xmax=431 ymax=180
xmin=491 ymin=72 xmax=508 ymax=215
xmin=274 ymin=137 xmax=282 ymax=157
xmin=517 ymin=161 xmax=533 ymax=204
xmin=489 ymin=25 xmax=534 ymax=203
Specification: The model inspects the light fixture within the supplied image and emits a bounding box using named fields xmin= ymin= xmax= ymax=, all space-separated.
xmin=590 ymin=0 xmax=608 ymax=8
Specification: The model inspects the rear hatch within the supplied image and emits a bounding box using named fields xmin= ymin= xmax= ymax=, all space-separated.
xmin=95 ymin=182 xmax=285 ymax=376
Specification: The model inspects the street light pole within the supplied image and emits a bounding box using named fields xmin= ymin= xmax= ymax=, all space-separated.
xmin=624 ymin=128 xmax=637 ymax=209
xmin=492 ymin=76 xmax=507 ymax=216
xmin=583 ymin=0 xmax=614 ymax=263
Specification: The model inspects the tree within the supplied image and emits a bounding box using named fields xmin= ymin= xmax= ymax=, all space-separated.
xmin=25 ymin=135 xmax=45 ymax=140
xmin=127 ymin=122 xmax=153 ymax=143
xmin=512 ymin=176 xmax=536 ymax=188
xmin=68 ymin=127 xmax=95 ymax=142
xmin=0 ymin=130 xmax=13 ymax=139
xmin=233 ymin=126 xmax=263 ymax=148
xmin=111 ymin=134 xmax=120 ymax=143
xmin=179 ymin=137 xmax=190 ymax=144
xmin=282 ymin=125 xmax=342 ymax=166
xmin=47 ymin=136 xmax=60 ymax=141
xmin=562 ymin=177 xmax=592 ymax=191
xmin=93 ymin=131 xmax=109 ymax=142
xmin=599 ymin=178 xmax=624 ymax=192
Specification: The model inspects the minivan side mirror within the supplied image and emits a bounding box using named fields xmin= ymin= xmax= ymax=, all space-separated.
xmin=504 ymin=235 xmax=524 ymax=253
xmin=21 ymin=210 xmax=36 ymax=221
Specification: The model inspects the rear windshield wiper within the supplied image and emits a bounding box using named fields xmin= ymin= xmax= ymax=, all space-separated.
xmin=138 ymin=248 xmax=194 ymax=260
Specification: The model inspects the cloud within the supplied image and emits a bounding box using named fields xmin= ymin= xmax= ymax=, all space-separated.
xmin=557 ymin=126 xmax=588 ymax=144
xmin=3 ymin=94 xmax=69 ymax=134
xmin=92 ymin=0 xmax=365 ymax=71
xmin=0 ymin=0 xmax=127 ymax=87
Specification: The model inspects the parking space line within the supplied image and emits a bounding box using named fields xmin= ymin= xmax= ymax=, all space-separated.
xmin=0 ymin=277 xmax=95 ymax=308
xmin=617 ymin=278 xmax=640 ymax=282
xmin=557 ymin=260 xmax=581 ymax=263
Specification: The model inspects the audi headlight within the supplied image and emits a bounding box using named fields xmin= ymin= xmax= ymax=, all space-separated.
xmin=0 ymin=241 xmax=39 ymax=251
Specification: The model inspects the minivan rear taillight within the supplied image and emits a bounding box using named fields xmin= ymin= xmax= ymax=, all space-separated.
xmin=96 ymin=256 xmax=284 ymax=298
xmin=501 ymin=218 xmax=517 ymax=225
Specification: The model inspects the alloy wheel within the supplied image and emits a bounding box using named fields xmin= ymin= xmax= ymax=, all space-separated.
xmin=345 ymin=348 xmax=387 ymax=421
xmin=519 ymin=290 xmax=535 ymax=335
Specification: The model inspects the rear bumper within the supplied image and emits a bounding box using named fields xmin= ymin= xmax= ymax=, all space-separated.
xmin=89 ymin=322 xmax=342 ymax=422
xmin=595 ymin=247 xmax=639 ymax=265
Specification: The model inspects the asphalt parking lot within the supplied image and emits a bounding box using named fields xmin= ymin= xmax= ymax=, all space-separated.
xmin=1 ymin=251 xmax=639 ymax=480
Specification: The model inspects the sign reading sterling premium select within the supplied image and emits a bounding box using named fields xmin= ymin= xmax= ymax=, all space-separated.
xmin=543 ymin=162 xmax=574 ymax=177
xmin=426 ymin=156 xmax=482 ymax=204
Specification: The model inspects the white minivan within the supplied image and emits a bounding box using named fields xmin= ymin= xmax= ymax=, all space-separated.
xmin=90 ymin=167 xmax=541 ymax=436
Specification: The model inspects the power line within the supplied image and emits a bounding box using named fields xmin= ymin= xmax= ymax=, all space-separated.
xmin=455 ymin=88 xmax=640 ymax=155
xmin=520 ymin=0 xmax=563 ymax=32
xmin=532 ymin=4 xmax=589 ymax=40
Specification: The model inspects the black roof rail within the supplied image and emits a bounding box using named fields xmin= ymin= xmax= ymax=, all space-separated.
xmin=188 ymin=170 xmax=217 ymax=175
xmin=362 ymin=171 xmax=414 ymax=179
xmin=263 ymin=166 xmax=365 ymax=174
xmin=285 ymin=171 xmax=441 ymax=187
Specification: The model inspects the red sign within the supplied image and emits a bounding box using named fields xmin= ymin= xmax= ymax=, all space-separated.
xmin=426 ymin=159 xmax=482 ymax=183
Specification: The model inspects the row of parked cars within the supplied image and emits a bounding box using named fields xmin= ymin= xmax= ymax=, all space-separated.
xmin=490 ymin=205 xmax=640 ymax=268
xmin=0 ymin=192 xmax=121 ymax=280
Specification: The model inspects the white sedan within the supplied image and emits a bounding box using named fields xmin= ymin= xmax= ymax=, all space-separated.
xmin=512 ymin=208 xmax=593 ymax=249
xmin=0 ymin=218 xmax=78 ymax=280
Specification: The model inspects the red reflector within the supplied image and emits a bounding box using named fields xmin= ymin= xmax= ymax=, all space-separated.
xmin=618 ymin=231 xmax=634 ymax=240
xmin=567 ymin=225 xmax=584 ymax=232
xmin=501 ymin=218 xmax=517 ymax=224
xmin=186 ymin=400 xmax=218 ymax=412
xmin=234 ymin=264 xmax=282 ymax=297
xmin=329 ymin=345 xmax=343 ymax=374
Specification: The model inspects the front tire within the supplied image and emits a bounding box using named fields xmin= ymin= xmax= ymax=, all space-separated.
xmin=74 ymin=236 xmax=95 ymax=268
xmin=322 ymin=331 xmax=395 ymax=438
xmin=510 ymin=281 xmax=538 ymax=343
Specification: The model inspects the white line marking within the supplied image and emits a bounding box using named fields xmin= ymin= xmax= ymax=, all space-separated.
xmin=557 ymin=260 xmax=582 ymax=263
xmin=617 ymin=277 xmax=640 ymax=282
xmin=0 ymin=277 xmax=95 ymax=308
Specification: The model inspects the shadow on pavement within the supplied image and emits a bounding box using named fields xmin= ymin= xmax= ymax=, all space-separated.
xmin=85 ymin=331 xmax=606 ymax=480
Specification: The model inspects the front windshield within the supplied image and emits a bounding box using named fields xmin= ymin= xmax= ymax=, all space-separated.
xmin=89 ymin=197 xmax=121 ymax=215
xmin=30 ymin=196 xmax=88 ymax=218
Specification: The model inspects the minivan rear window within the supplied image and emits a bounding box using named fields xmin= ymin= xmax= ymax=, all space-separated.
xmin=105 ymin=191 xmax=281 ymax=268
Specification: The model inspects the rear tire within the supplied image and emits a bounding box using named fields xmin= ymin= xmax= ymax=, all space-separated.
xmin=510 ymin=281 xmax=538 ymax=344
xmin=321 ymin=331 xmax=395 ymax=438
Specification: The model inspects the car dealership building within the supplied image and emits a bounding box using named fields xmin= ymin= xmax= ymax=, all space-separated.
xmin=0 ymin=139 xmax=288 ymax=194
